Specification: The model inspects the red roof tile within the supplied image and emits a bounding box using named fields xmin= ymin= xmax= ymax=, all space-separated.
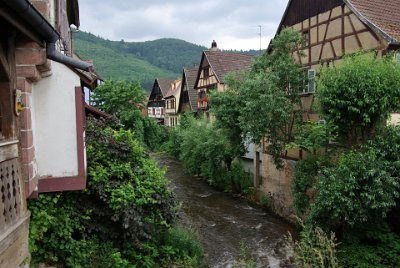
xmin=204 ymin=51 xmax=254 ymax=83
xmin=348 ymin=0 xmax=400 ymax=43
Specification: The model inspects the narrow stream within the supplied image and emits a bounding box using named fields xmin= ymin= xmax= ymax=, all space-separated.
xmin=155 ymin=155 xmax=296 ymax=268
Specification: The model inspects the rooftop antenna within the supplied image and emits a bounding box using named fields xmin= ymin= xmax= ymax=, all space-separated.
xmin=258 ymin=25 xmax=262 ymax=55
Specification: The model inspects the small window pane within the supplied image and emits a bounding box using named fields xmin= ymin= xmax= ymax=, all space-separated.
xmin=307 ymin=69 xmax=316 ymax=93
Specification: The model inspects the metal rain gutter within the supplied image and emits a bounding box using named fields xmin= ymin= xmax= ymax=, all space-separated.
xmin=2 ymin=0 xmax=93 ymax=72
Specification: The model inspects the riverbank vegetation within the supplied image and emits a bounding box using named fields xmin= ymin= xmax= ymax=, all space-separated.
xmin=28 ymin=81 xmax=204 ymax=267
xmin=290 ymin=53 xmax=400 ymax=267
xmin=197 ymin=27 xmax=400 ymax=266
xmin=164 ymin=114 xmax=253 ymax=195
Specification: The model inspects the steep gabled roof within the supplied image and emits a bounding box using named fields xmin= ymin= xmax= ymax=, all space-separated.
xmin=274 ymin=0 xmax=400 ymax=48
xmin=183 ymin=66 xmax=199 ymax=110
xmin=346 ymin=0 xmax=400 ymax=44
xmin=156 ymin=78 xmax=174 ymax=97
xmin=203 ymin=51 xmax=254 ymax=83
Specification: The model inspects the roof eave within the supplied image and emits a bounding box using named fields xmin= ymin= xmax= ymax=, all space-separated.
xmin=344 ymin=0 xmax=399 ymax=45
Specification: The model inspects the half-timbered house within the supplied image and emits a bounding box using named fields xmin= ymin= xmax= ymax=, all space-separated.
xmin=194 ymin=41 xmax=253 ymax=119
xmin=254 ymin=0 xmax=400 ymax=219
xmin=0 ymin=0 xmax=94 ymax=265
xmin=164 ymin=79 xmax=182 ymax=127
xmin=147 ymin=78 xmax=174 ymax=124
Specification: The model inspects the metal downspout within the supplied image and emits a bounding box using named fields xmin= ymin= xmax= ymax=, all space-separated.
xmin=2 ymin=0 xmax=93 ymax=72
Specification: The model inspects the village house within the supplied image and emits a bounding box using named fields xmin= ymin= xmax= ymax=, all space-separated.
xmin=147 ymin=78 xmax=174 ymax=124
xmin=164 ymin=79 xmax=182 ymax=127
xmin=254 ymin=0 xmax=400 ymax=218
xmin=178 ymin=66 xmax=199 ymax=114
xmin=194 ymin=41 xmax=253 ymax=120
xmin=0 ymin=0 xmax=94 ymax=266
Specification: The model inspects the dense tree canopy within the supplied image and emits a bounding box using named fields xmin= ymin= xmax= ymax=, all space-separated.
xmin=91 ymin=80 xmax=166 ymax=150
xmin=213 ymin=28 xmax=305 ymax=168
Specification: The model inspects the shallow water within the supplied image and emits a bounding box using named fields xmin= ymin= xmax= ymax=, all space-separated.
xmin=155 ymin=155 xmax=296 ymax=268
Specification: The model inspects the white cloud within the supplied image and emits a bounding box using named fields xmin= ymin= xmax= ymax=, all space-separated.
xmin=78 ymin=0 xmax=289 ymax=50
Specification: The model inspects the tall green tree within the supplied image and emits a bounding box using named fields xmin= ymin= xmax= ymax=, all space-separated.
xmin=91 ymin=80 xmax=165 ymax=149
xmin=213 ymin=28 xmax=304 ymax=168
xmin=210 ymin=74 xmax=246 ymax=164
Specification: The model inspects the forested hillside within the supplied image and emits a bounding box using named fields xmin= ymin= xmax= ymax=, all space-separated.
xmin=73 ymin=31 xmax=206 ymax=90
xmin=73 ymin=31 xmax=262 ymax=91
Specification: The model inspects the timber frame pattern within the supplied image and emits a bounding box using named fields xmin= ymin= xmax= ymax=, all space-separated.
xmin=267 ymin=0 xmax=400 ymax=160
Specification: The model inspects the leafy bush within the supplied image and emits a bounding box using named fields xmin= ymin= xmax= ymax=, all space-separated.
xmin=91 ymin=80 xmax=166 ymax=150
xmin=29 ymin=116 xmax=200 ymax=267
xmin=292 ymin=158 xmax=319 ymax=215
xmin=338 ymin=223 xmax=400 ymax=267
xmin=292 ymin=126 xmax=400 ymax=267
xmin=161 ymin=226 xmax=205 ymax=267
xmin=165 ymin=114 xmax=253 ymax=195
xmin=233 ymin=241 xmax=256 ymax=268
xmin=309 ymin=129 xmax=400 ymax=229
xmin=317 ymin=52 xmax=400 ymax=145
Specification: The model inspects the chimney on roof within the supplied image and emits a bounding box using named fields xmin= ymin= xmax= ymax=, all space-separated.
xmin=210 ymin=40 xmax=219 ymax=51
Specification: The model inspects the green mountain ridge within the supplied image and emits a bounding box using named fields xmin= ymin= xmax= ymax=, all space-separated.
xmin=73 ymin=31 xmax=206 ymax=91
xmin=72 ymin=31 xmax=262 ymax=91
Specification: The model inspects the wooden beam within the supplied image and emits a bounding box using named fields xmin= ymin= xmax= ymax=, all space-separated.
xmin=348 ymin=14 xmax=363 ymax=49
xmin=319 ymin=10 xmax=333 ymax=62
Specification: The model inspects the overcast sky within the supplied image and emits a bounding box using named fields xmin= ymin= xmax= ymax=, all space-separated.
xmin=78 ymin=0 xmax=289 ymax=50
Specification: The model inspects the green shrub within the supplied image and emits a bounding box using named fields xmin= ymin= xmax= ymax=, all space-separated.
xmin=233 ymin=241 xmax=256 ymax=268
xmin=29 ymin=116 xmax=181 ymax=267
xmin=292 ymin=159 xmax=319 ymax=215
xmin=338 ymin=223 xmax=400 ymax=267
xmin=90 ymin=80 xmax=166 ymax=150
xmin=309 ymin=137 xmax=400 ymax=229
xmin=317 ymin=52 xmax=400 ymax=145
xmin=166 ymin=115 xmax=253 ymax=195
xmin=161 ymin=226 xmax=205 ymax=266
xmin=288 ymin=225 xmax=340 ymax=268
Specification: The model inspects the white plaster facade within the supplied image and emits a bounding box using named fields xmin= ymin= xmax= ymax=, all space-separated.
xmin=32 ymin=61 xmax=81 ymax=178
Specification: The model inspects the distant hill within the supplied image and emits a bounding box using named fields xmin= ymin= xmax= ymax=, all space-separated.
xmin=73 ymin=31 xmax=206 ymax=91
xmin=72 ymin=31 xmax=262 ymax=91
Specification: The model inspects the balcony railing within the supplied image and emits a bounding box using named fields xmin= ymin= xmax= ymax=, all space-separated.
xmin=0 ymin=141 xmax=23 ymax=234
